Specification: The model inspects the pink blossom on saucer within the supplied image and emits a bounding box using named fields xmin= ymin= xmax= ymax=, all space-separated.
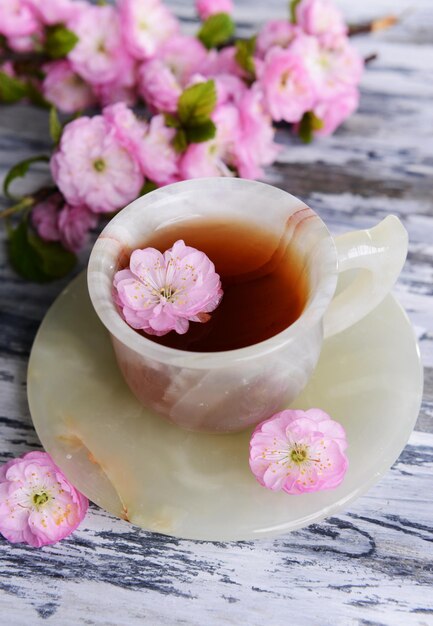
xmin=114 ymin=240 xmax=223 ymax=336
xmin=119 ymin=0 xmax=179 ymax=61
xmin=0 ymin=0 xmax=39 ymax=38
xmin=196 ymin=0 xmax=234 ymax=21
xmin=258 ymin=46 xmax=316 ymax=123
xmin=295 ymin=0 xmax=347 ymax=38
xmin=256 ymin=20 xmax=300 ymax=58
xmin=42 ymin=61 xmax=96 ymax=113
xmin=249 ymin=408 xmax=348 ymax=494
xmin=0 ymin=451 xmax=88 ymax=547
xmin=51 ymin=115 xmax=143 ymax=213
xmin=68 ymin=5 xmax=132 ymax=85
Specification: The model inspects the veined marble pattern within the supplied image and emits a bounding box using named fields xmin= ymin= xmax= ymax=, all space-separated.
xmin=0 ymin=0 xmax=432 ymax=624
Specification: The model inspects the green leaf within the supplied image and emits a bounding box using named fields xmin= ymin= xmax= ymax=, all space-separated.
xmin=49 ymin=107 xmax=62 ymax=144
xmin=8 ymin=219 xmax=77 ymax=283
xmin=198 ymin=13 xmax=235 ymax=49
xmin=164 ymin=113 xmax=181 ymax=129
xmin=140 ymin=180 xmax=158 ymax=195
xmin=289 ymin=0 xmax=302 ymax=23
xmin=184 ymin=120 xmax=216 ymax=143
xmin=28 ymin=230 xmax=76 ymax=278
xmin=172 ymin=129 xmax=188 ymax=153
xmin=45 ymin=25 xmax=79 ymax=59
xmin=235 ymin=36 xmax=257 ymax=77
xmin=3 ymin=155 xmax=50 ymax=200
xmin=26 ymin=81 xmax=51 ymax=108
xmin=177 ymin=80 xmax=217 ymax=127
xmin=0 ymin=72 xmax=28 ymax=104
xmin=298 ymin=111 xmax=324 ymax=143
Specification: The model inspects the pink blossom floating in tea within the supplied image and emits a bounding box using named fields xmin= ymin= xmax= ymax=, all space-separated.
xmin=114 ymin=240 xmax=223 ymax=336
xmin=0 ymin=451 xmax=88 ymax=547
xmin=249 ymin=408 xmax=348 ymax=494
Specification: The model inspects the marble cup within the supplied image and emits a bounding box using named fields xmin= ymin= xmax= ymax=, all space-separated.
xmin=87 ymin=178 xmax=408 ymax=433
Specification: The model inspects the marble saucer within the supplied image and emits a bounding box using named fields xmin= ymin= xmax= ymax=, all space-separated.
xmin=27 ymin=273 xmax=423 ymax=541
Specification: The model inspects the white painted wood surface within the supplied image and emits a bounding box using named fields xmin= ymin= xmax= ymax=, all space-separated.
xmin=0 ymin=1 xmax=432 ymax=624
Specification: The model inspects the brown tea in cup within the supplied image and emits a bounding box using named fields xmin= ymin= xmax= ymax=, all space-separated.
xmin=121 ymin=218 xmax=309 ymax=352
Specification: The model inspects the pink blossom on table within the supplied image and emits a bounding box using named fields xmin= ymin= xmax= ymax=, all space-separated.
xmin=42 ymin=61 xmax=96 ymax=114
xmin=51 ymin=115 xmax=143 ymax=214
xmin=0 ymin=0 xmax=39 ymax=38
xmin=290 ymin=34 xmax=363 ymax=100
xmin=196 ymin=0 xmax=234 ymax=21
xmin=23 ymin=0 xmax=86 ymax=26
xmin=138 ymin=59 xmax=181 ymax=113
xmin=68 ymin=5 xmax=132 ymax=85
xmin=0 ymin=451 xmax=88 ymax=547
xmin=180 ymin=103 xmax=239 ymax=178
xmin=313 ymin=86 xmax=359 ymax=136
xmin=158 ymin=35 xmax=208 ymax=86
xmin=114 ymin=240 xmax=223 ymax=336
xmin=118 ymin=0 xmax=179 ymax=61
xmin=256 ymin=20 xmax=300 ymax=58
xmin=249 ymin=408 xmax=349 ymax=494
xmin=135 ymin=114 xmax=179 ymax=186
xmin=258 ymin=46 xmax=316 ymax=123
xmin=233 ymin=86 xmax=281 ymax=179
xmin=32 ymin=193 xmax=97 ymax=252
xmin=295 ymin=0 xmax=347 ymax=38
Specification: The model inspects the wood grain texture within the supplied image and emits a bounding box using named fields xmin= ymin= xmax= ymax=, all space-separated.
xmin=0 ymin=0 xmax=432 ymax=624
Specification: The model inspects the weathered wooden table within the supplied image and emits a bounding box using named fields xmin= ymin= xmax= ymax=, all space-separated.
xmin=1 ymin=1 xmax=432 ymax=624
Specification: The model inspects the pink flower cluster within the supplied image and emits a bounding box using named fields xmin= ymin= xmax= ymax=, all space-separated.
xmin=1 ymin=0 xmax=364 ymax=257
xmin=114 ymin=240 xmax=223 ymax=336
xmin=1 ymin=0 xmax=362 ymax=132
xmin=0 ymin=451 xmax=88 ymax=547
xmin=256 ymin=0 xmax=363 ymax=134
xmin=249 ymin=408 xmax=349 ymax=494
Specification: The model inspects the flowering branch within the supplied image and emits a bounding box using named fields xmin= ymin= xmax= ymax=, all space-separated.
xmin=0 ymin=0 xmax=394 ymax=283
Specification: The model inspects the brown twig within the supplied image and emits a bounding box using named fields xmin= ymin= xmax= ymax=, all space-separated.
xmin=364 ymin=53 xmax=378 ymax=65
xmin=349 ymin=15 xmax=398 ymax=36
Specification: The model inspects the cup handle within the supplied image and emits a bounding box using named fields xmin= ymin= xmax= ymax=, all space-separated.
xmin=323 ymin=215 xmax=408 ymax=339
